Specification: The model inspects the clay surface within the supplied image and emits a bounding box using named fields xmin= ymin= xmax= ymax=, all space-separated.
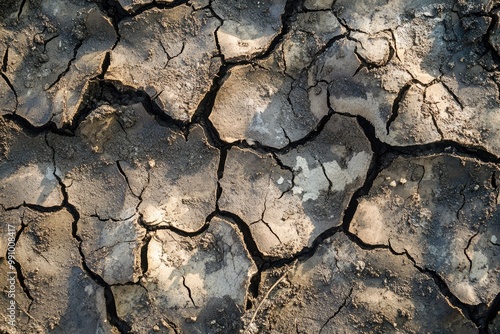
xmin=0 ymin=0 xmax=498 ymax=333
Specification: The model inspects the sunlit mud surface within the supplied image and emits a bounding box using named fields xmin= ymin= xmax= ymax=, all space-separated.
xmin=0 ymin=0 xmax=499 ymax=333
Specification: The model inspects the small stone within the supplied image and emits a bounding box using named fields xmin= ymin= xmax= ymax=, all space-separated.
xmin=141 ymin=205 xmax=163 ymax=225
xmin=148 ymin=159 xmax=156 ymax=168
xmin=355 ymin=261 xmax=365 ymax=271
xmin=399 ymin=178 xmax=407 ymax=185
xmin=492 ymin=235 xmax=498 ymax=244
xmin=153 ymin=325 xmax=160 ymax=331
xmin=389 ymin=180 xmax=397 ymax=187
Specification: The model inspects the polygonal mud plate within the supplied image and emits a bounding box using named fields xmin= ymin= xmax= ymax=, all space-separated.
xmin=210 ymin=58 xmax=331 ymax=149
xmin=106 ymin=5 xmax=221 ymax=122
xmin=350 ymin=154 xmax=500 ymax=307
xmin=113 ymin=218 xmax=256 ymax=333
xmin=219 ymin=114 xmax=372 ymax=257
xmin=49 ymin=103 xmax=219 ymax=231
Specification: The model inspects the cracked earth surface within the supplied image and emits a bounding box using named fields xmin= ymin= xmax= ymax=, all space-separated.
xmin=0 ymin=0 xmax=499 ymax=333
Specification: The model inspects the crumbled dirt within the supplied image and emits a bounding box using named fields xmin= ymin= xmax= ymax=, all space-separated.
xmin=0 ymin=0 xmax=499 ymax=333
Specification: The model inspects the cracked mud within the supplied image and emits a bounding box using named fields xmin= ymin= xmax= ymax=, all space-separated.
xmin=0 ymin=0 xmax=499 ymax=333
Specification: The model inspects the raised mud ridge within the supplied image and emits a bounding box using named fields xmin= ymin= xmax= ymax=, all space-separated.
xmin=0 ymin=0 xmax=499 ymax=333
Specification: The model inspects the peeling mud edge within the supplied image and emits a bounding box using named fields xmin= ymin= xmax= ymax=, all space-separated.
xmin=485 ymin=293 xmax=500 ymax=333
xmin=43 ymin=136 xmax=133 ymax=333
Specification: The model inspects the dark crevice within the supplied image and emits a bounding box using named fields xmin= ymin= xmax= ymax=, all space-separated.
xmin=97 ymin=52 xmax=111 ymax=80
xmin=182 ymin=275 xmax=197 ymax=307
xmin=215 ymin=147 xmax=228 ymax=211
xmin=42 ymin=34 xmax=59 ymax=52
xmin=104 ymin=287 xmax=132 ymax=333
xmin=390 ymin=140 xmax=500 ymax=164
xmin=209 ymin=6 xmax=224 ymax=61
xmin=2 ymin=46 xmax=8 ymax=72
xmin=126 ymin=0 xmax=190 ymax=17
xmin=217 ymin=211 xmax=264 ymax=263
xmin=92 ymin=0 xmax=129 ymax=23
xmin=275 ymin=112 xmax=334 ymax=154
xmin=341 ymin=116 xmax=389 ymax=233
xmin=430 ymin=112 xmax=445 ymax=140
xmin=162 ymin=318 xmax=180 ymax=334
xmin=318 ymin=288 xmax=352 ymax=333
xmin=271 ymin=152 xmax=296 ymax=197
xmin=94 ymin=0 xmax=192 ymax=23
xmin=318 ymin=159 xmax=333 ymax=194
xmin=116 ymin=160 xmax=140 ymax=198
xmin=386 ymin=83 xmax=412 ymax=135
xmin=66 ymin=80 xmax=183 ymax=134
xmin=1 ymin=113 xmax=65 ymax=136
xmin=441 ymin=81 xmax=464 ymax=109
xmin=464 ymin=230 xmax=480 ymax=274
xmin=17 ymin=0 xmax=26 ymax=19
xmin=21 ymin=203 xmax=64 ymax=213
xmin=46 ymin=40 xmax=84 ymax=90
xmin=457 ymin=180 xmax=468 ymax=220
xmin=216 ymin=211 xmax=264 ymax=301
xmin=11 ymin=260 xmax=34 ymax=308
xmin=485 ymin=293 xmax=500 ymax=333
xmin=485 ymin=9 xmax=500 ymax=67
xmin=261 ymin=220 xmax=283 ymax=244
xmin=159 ymin=40 xmax=185 ymax=69
xmin=219 ymin=0 xmax=306 ymax=65
xmin=189 ymin=62 xmax=231 ymax=137
xmin=137 ymin=211 xmax=210 ymax=237
xmin=140 ymin=234 xmax=151 ymax=276
xmin=351 ymin=35 xmax=393 ymax=74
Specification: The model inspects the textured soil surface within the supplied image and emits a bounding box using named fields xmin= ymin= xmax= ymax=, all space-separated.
xmin=0 ymin=0 xmax=499 ymax=333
